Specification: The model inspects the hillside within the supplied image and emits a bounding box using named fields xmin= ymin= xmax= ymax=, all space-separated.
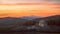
xmin=0 ymin=15 xmax=60 ymax=32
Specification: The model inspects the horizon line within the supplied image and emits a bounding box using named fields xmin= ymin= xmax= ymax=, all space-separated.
xmin=0 ymin=14 xmax=59 ymax=18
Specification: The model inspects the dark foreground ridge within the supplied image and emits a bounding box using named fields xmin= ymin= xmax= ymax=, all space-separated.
xmin=0 ymin=15 xmax=60 ymax=33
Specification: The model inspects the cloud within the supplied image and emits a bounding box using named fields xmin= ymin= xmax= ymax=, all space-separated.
xmin=0 ymin=14 xmax=7 ymax=16
xmin=0 ymin=0 xmax=44 ymax=3
xmin=46 ymin=0 xmax=60 ymax=4
xmin=0 ymin=0 xmax=59 ymax=3
xmin=0 ymin=0 xmax=59 ymax=4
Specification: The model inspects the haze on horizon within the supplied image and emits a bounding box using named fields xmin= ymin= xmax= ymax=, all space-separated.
xmin=0 ymin=0 xmax=60 ymax=17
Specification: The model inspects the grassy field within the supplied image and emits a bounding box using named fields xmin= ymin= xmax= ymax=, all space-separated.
xmin=0 ymin=32 xmax=60 ymax=34
xmin=0 ymin=30 xmax=60 ymax=34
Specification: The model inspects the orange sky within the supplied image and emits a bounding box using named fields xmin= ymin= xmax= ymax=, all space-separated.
xmin=0 ymin=3 xmax=60 ymax=17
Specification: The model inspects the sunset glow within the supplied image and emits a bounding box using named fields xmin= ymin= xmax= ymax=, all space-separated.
xmin=0 ymin=0 xmax=60 ymax=17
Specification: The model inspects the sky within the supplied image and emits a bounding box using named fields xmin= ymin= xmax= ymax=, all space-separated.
xmin=0 ymin=0 xmax=59 ymax=4
xmin=0 ymin=0 xmax=60 ymax=17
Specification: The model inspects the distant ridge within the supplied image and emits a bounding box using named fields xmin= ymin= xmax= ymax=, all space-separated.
xmin=20 ymin=16 xmax=42 ymax=20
